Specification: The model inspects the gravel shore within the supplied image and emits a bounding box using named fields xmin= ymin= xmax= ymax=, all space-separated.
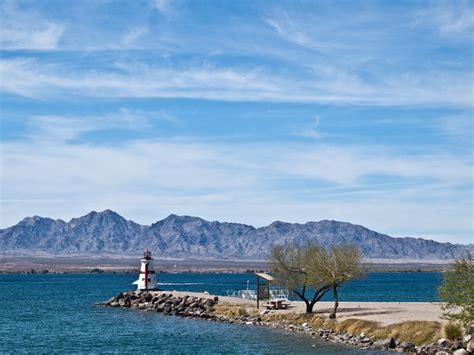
xmin=100 ymin=290 xmax=473 ymax=354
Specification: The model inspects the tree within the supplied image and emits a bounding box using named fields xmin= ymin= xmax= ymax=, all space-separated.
xmin=269 ymin=242 xmax=364 ymax=314
xmin=270 ymin=242 xmax=330 ymax=313
xmin=439 ymin=254 xmax=474 ymax=326
xmin=318 ymin=245 xmax=365 ymax=318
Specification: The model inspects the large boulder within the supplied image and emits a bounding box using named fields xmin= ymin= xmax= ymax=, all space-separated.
xmin=438 ymin=338 xmax=451 ymax=348
xmin=204 ymin=299 xmax=215 ymax=310
xmin=399 ymin=341 xmax=416 ymax=352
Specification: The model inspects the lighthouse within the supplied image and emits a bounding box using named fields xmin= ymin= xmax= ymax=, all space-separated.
xmin=133 ymin=249 xmax=158 ymax=291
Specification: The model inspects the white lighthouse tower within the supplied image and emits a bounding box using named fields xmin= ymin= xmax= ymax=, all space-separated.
xmin=133 ymin=249 xmax=158 ymax=291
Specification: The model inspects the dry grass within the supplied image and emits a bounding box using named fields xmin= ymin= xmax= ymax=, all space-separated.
xmin=374 ymin=321 xmax=441 ymax=345
xmin=261 ymin=312 xmax=442 ymax=345
xmin=334 ymin=319 xmax=381 ymax=335
xmin=213 ymin=302 xmax=443 ymax=346
xmin=214 ymin=302 xmax=257 ymax=317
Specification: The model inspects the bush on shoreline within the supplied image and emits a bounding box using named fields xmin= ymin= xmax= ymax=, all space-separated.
xmin=439 ymin=254 xmax=474 ymax=326
xmin=269 ymin=243 xmax=364 ymax=314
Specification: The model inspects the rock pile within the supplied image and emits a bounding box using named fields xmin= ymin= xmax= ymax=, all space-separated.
xmin=101 ymin=291 xmax=218 ymax=319
xmin=415 ymin=338 xmax=473 ymax=355
xmin=101 ymin=292 xmax=473 ymax=354
xmin=238 ymin=320 xmax=473 ymax=354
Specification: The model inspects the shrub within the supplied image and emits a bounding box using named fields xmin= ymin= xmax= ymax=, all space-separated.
xmin=439 ymin=255 xmax=474 ymax=326
xmin=443 ymin=322 xmax=462 ymax=340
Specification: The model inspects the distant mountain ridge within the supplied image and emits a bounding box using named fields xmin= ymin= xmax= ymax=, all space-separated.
xmin=0 ymin=210 xmax=472 ymax=260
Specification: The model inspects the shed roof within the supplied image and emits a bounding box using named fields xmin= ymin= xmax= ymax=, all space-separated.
xmin=255 ymin=272 xmax=274 ymax=282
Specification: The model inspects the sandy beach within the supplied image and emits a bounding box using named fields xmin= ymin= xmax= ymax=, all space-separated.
xmin=167 ymin=290 xmax=444 ymax=326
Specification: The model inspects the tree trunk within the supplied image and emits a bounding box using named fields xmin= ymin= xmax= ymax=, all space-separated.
xmin=293 ymin=288 xmax=312 ymax=313
xmin=294 ymin=285 xmax=331 ymax=314
xmin=306 ymin=286 xmax=330 ymax=313
xmin=329 ymin=284 xmax=339 ymax=319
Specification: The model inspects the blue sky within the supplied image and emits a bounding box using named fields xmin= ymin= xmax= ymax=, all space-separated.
xmin=0 ymin=0 xmax=473 ymax=244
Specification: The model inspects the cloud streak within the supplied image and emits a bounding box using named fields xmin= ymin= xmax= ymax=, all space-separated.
xmin=1 ymin=126 xmax=472 ymax=242
xmin=23 ymin=108 xmax=166 ymax=142
xmin=415 ymin=0 xmax=474 ymax=35
xmin=1 ymin=57 xmax=471 ymax=106
xmin=0 ymin=1 xmax=472 ymax=245
xmin=0 ymin=1 xmax=64 ymax=50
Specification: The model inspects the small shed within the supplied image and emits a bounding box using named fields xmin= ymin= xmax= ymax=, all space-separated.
xmin=255 ymin=272 xmax=274 ymax=309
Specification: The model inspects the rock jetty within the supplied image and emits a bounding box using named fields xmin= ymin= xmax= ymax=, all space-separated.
xmin=101 ymin=291 xmax=218 ymax=319
xmin=100 ymin=291 xmax=473 ymax=354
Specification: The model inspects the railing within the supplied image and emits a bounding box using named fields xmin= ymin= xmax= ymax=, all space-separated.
xmin=226 ymin=289 xmax=289 ymax=301
xmin=226 ymin=289 xmax=257 ymax=300
xmin=270 ymin=289 xmax=289 ymax=301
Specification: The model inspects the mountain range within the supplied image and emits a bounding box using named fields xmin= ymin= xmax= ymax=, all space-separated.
xmin=0 ymin=210 xmax=472 ymax=260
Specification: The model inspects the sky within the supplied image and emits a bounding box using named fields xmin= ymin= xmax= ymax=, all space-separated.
xmin=0 ymin=0 xmax=473 ymax=244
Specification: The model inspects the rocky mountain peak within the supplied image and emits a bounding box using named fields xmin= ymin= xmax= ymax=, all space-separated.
xmin=1 ymin=211 xmax=473 ymax=259
xmin=69 ymin=209 xmax=125 ymax=226
xmin=20 ymin=216 xmax=44 ymax=225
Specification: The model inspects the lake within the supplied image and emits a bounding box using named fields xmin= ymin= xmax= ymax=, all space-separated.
xmin=0 ymin=272 xmax=441 ymax=353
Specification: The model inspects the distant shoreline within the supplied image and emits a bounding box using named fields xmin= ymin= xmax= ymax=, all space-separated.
xmin=0 ymin=254 xmax=449 ymax=273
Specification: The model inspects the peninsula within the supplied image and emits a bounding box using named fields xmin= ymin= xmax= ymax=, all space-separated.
xmin=101 ymin=290 xmax=473 ymax=354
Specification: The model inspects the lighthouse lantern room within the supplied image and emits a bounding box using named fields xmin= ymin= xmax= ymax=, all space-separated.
xmin=133 ymin=249 xmax=158 ymax=291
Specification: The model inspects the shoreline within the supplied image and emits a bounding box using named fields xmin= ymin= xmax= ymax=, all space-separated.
xmin=0 ymin=255 xmax=450 ymax=273
xmin=162 ymin=290 xmax=445 ymax=326
xmin=0 ymin=268 xmax=446 ymax=274
xmin=100 ymin=290 xmax=472 ymax=354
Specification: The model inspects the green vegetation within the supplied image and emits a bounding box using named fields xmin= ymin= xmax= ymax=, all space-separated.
xmin=269 ymin=242 xmax=364 ymax=314
xmin=320 ymin=245 xmax=365 ymax=318
xmin=442 ymin=322 xmax=462 ymax=341
xmin=439 ymin=254 xmax=474 ymax=326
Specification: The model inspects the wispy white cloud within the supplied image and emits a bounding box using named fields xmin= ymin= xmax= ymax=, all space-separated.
xmin=23 ymin=108 xmax=171 ymax=142
xmin=1 ymin=130 xmax=472 ymax=242
xmin=0 ymin=23 xmax=64 ymax=50
xmin=273 ymin=145 xmax=472 ymax=185
xmin=415 ymin=0 xmax=474 ymax=35
xmin=439 ymin=115 xmax=474 ymax=141
xmin=152 ymin=0 xmax=173 ymax=15
xmin=0 ymin=1 xmax=472 ymax=245
xmin=0 ymin=1 xmax=64 ymax=49
xmin=0 ymin=58 xmax=277 ymax=99
xmin=1 ymin=57 xmax=471 ymax=106
xmin=264 ymin=11 xmax=351 ymax=53
xmin=295 ymin=116 xmax=325 ymax=139
xmin=121 ymin=26 xmax=149 ymax=47
xmin=265 ymin=16 xmax=317 ymax=51
xmin=262 ymin=5 xmax=473 ymax=107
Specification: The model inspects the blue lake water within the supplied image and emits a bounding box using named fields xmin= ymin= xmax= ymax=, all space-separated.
xmin=0 ymin=273 xmax=441 ymax=353
xmin=155 ymin=272 xmax=442 ymax=302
